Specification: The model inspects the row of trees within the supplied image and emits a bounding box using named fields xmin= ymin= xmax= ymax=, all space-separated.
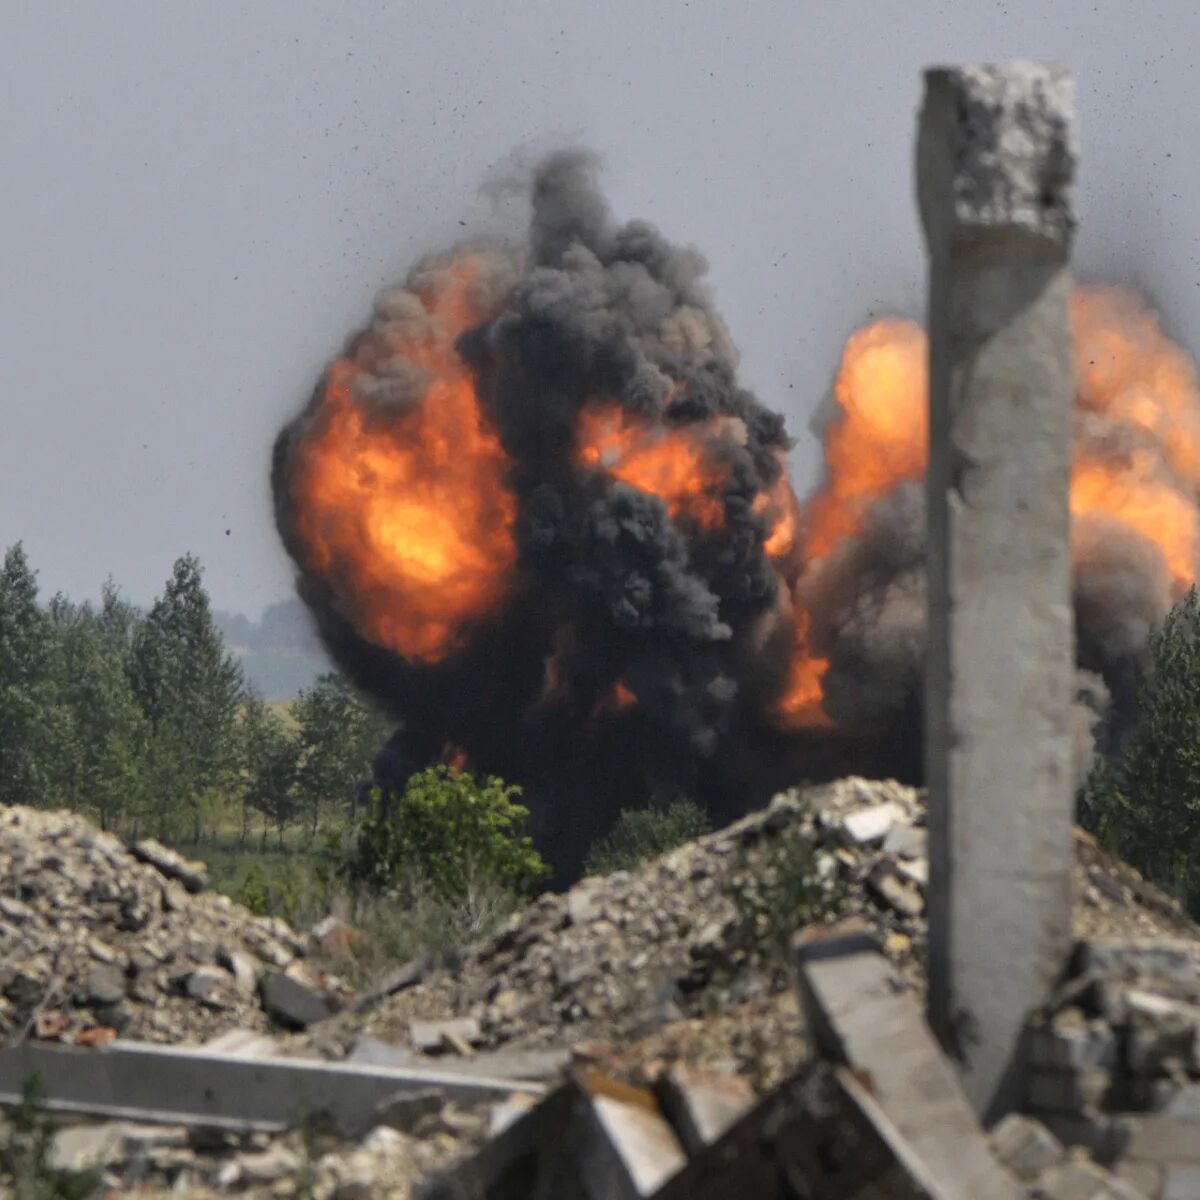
xmin=0 ymin=544 xmax=388 ymax=844
xmin=1082 ymin=587 xmax=1200 ymax=915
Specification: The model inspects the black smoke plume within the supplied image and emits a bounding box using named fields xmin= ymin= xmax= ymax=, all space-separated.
xmin=273 ymin=151 xmax=830 ymax=878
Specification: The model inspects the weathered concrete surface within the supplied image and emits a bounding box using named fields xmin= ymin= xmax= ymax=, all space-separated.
xmin=0 ymin=1039 xmax=540 ymax=1136
xmin=795 ymin=923 xmax=1022 ymax=1199
xmin=919 ymin=61 xmax=1078 ymax=1121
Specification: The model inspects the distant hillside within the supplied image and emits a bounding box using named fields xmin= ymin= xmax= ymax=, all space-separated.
xmin=214 ymin=598 xmax=331 ymax=699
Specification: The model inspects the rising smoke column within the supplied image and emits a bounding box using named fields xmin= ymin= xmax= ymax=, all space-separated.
xmin=273 ymin=151 xmax=805 ymax=874
xmin=274 ymin=149 xmax=1200 ymax=876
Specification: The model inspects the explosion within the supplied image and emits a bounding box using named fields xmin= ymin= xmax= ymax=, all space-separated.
xmin=273 ymin=151 xmax=1200 ymax=876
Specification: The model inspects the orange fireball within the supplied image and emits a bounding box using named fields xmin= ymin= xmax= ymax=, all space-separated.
xmin=288 ymin=254 xmax=517 ymax=663
xmin=576 ymin=402 xmax=731 ymax=531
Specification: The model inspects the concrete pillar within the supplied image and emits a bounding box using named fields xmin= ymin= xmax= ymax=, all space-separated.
xmin=918 ymin=63 xmax=1078 ymax=1121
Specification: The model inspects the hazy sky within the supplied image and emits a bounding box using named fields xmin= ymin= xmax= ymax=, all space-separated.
xmin=3 ymin=1 xmax=1197 ymax=615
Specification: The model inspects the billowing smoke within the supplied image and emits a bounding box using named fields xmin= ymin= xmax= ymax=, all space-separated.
xmin=274 ymin=151 xmax=812 ymax=876
xmin=273 ymin=150 xmax=1200 ymax=877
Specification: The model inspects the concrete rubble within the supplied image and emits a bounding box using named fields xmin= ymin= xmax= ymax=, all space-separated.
xmin=0 ymin=781 xmax=1195 ymax=1196
xmin=419 ymin=925 xmax=1162 ymax=1199
xmin=0 ymin=804 xmax=345 ymax=1046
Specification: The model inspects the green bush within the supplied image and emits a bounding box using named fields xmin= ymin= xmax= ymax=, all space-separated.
xmin=1082 ymin=586 xmax=1200 ymax=912
xmin=584 ymin=801 xmax=712 ymax=876
xmin=349 ymin=766 xmax=549 ymax=906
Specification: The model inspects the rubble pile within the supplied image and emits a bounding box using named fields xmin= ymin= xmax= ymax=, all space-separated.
xmin=319 ymin=778 xmax=1192 ymax=1083
xmin=1023 ymin=937 xmax=1200 ymax=1196
xmin=325 ymin=779 xmax=928 ymax=1070
xmin=0 ymin=806 xmax=339 ymax=1045
xmin=421 ymin=923 xmax=1157 ymax=1200
xmin=0 ymin=782 xmax=1196 ymax=1198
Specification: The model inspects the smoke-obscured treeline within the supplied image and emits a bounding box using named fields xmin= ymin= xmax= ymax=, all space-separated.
xmin=0 ymin=543 xmax=388 ymax=848
xmin=213 ymin=599 xmax=331 ymax=700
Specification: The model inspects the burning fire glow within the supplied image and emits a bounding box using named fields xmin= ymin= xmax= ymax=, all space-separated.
xmin=771 ymin=285 xmax=1200 ymax=725
xmin=283 ymin=251 xmax=1200 ymax=740
xmin=577 ymin=403 xmax=731 ymax=531
xmin=287 ymin=257 xmax=517 ymax=662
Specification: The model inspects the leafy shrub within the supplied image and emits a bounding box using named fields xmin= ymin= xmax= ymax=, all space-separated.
xmin=584 ymin=801 xmax=712 ymax=876
xmin=349 ymin=766 xmax=549 ymax=905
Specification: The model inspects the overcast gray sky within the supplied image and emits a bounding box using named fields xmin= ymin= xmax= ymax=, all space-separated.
xmin=2 ymin=0 xmax=1196 ymax=615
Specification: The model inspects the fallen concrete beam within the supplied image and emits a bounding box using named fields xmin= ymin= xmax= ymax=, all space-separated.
xmin=0 ymin=1039 xmax=541 ymax=1136
xmin=794 ymin=923 xmax=1021 ymax=1199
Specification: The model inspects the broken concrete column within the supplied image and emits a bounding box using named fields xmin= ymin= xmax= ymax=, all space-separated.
xmin=918 ymin=62 xmax=1078 ymax=1121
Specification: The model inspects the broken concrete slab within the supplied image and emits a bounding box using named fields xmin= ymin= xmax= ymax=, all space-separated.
xmin=840 ymin=801 xmax=905 ymax=847
xmin=794 ymin=921 xmax=1021 ymax=1199
xmin=575 ymin=1074 xmax=689 ymax=1198
xmin=988 ymin=1113 xmax=1065 ymax=1182
xmin=1075 ymin=939 xmax=1200 ymax=986
xmin=884 ymin=823 xmax=929 ymax=860
xmin=49 ymin=1120 xmax=188 ymax=1173
xmin=128 ymin=838 xmax=208 ymax=893
xmin=259 ymin=970 xmax=331 ymax=1029
xmin=410 ymin=1016 xmax=483 ymax=1054
xmin=654 ymin=1064 xmax=755 ymax=1154
xmin=653 ymin=1064 xmax=946 ymax=1200
xmin=416 ymin=1071 xmax=689 ymax=1200
xmin=867 ymin=860 xmax=925 ymax=918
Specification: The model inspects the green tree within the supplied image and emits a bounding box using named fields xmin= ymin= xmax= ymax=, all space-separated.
xmin=293 ymin=673 xmax=389 ymax=835
xmin=0 ymin=545 xmax=57 ymax=807
xmin=239 ymin=692 xmax=301 ymax=848
xmin=95 ymin=579 xmax=142 ymax=670
xmin=45 ymin=607 xmax=148 ymax=831
xmin=129 ymin=555 xmax=243 ymax=840
xmin=351 ymin=766 xmax=549 ymax=905
xmin=1082 ymin=587 xmax=1200 ymax=910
